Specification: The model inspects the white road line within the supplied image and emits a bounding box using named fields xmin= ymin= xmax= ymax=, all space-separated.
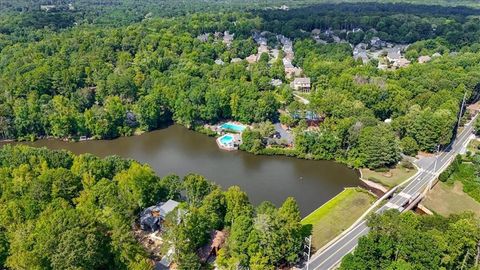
xmin=306 ymin=114 xmax=478 ymax=270
xmin=327 ymin=245 xmax=358 ymax=270
xmin=309 ymin=221 xmax=367 ymax=261
xmin=313 ymin=226 xmax=370 ymax=270
xmin=385 ymin=202 xmax=399 ymax=209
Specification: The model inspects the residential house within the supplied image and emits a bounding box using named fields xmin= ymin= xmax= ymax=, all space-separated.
xmin=311 ymin=28 xmax=322 ymax=36
xmin=285 ymin=67 xmax=303 ymax=79
xmin=278 ymin=35 xmax=291 ymax=46
xmin=197 ymin=33 xmax=210 ymax=42
xmin=269 ymin=49 xmax=280 ymax=62
xmin=292 ymin=110 xmax=322 ymax=126
xmin=392 ymin=58 xmax=411 ymax=69
xmin=387 ymin=48 xmax=402 ymax=62
xmin=370 ymin=37 xmax=387 ymax=48
xmin=332 ymin=36 xmax=341 ymax=43
xmin=40 ymin=5 xmax=56 ymax=11
xmin=258 ymin=44 xmax=269 ymax=55
xmin=157 ymin=247 xmax=174 ymax=270
xmin=139 ymin=199 xmax=180 ymax=232
xmin=283 ymin=58 xmax=294 ymax=68
xmin=284 ymin=58 xmax=302 ymax=78
xmin=418 ymin=55 xmax=431 ymax=64
xmin=270 ymin=79 xmax=283 ymax=87
xmin=246 ymin=54 xmax=258 ymax=64
xmin=223 ymin=31 xmax=234 ymax=46
xmin=291 ymin=77 xmax=311 ymax=92
xmin=353 ymin=43 xmax=369 ymax=63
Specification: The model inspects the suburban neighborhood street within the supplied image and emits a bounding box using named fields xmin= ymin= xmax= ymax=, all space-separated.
xmin=305 ymin=113 xmax=479 ymax=270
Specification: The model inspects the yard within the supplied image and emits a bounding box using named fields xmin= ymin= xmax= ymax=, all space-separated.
xmin=423 ymin=181 xmax=480 ymax=219
xmin=301 ymin=188 xmax=375 ymax=251
xmin=361 ymin=164 xmax=417 ymax=189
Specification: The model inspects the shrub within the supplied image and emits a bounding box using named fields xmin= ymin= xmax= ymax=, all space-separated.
xmin=439 ymin=155 xmax=462 ymax=182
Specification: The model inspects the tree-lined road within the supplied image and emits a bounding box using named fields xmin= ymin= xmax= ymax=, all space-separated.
xmin=305 ymin=114 xmax=478 ymax=270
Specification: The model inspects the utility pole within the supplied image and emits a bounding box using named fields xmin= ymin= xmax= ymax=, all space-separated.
xmin=304 ymin=235 xmax=312 ymax=270
xmin=457 ymin=91 xmax=468 ymax=132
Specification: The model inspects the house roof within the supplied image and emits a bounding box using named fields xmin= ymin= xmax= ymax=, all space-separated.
xmin=418 ymin=55 xmax=431 ymax=63
xmin=394 ymin=58 xmax=411 ymax=67
xmin=197 ymin=33 xmax=209 ymax=42
xmin=387 ymin=49 xmax=401 ymax=60
xmin=270 ymin=79 xmax=283 ymax=86
xmin=141 ymin=199 xmax=179 ymax=221
xmin=159 ymin=199 xmax=179 ymax=217
xmin=293 ymin=77 xmax=311 ymax=85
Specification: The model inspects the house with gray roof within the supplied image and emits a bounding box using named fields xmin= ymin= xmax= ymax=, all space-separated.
xmin=140 ymin=199 xmax=180 ymax=232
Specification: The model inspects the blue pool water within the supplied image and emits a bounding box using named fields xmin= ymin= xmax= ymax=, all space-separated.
xmin=220 ymin=122 xmax=246 ymax=132
xmin=219 ymin=135 xmax=234 ymax=144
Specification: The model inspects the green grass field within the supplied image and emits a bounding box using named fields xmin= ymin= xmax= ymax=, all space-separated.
xmin=423 ymin=181 xmax=480 ymax=218
xmin=361 ymin=165 xmax=417 ymax=188
xmin=301 ymin=188 xmax=375 ymax=251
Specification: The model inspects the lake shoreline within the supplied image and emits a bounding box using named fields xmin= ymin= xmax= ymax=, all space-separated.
xmin=1 ymin=124 xmax=361 ymax=217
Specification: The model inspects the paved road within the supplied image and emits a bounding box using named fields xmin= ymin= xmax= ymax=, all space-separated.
xmin=305 ymin=114 xmax=478 ymax=270
xmin=274 ymin=123 xmax=294 ymax=144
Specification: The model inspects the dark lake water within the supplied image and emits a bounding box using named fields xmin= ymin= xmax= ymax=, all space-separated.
xmin=2 ymin=125 xmax=360 ymax=216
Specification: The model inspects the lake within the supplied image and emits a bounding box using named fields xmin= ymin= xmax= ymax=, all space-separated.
xmin=3 ymin=125 xmax=360 ymax=216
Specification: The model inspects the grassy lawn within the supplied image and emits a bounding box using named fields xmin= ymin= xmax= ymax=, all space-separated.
xmin=301 ymin=188 xmax=375 ymax=251
xmin=361 ymin=165 xmax=417 ymax=188
xmin=423 ymin=181 xmax=480 ymax=219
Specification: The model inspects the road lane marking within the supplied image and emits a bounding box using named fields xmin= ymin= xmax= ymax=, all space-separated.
xmin=327 ymin=245 xmax=358 ymax=270
xmin=313 ymin=226 xmax=370 ymax=270
xmin=308 ymin=221 xmax=367 ymax=261
xmin=306 ymin=115 xmax=479 ymax=270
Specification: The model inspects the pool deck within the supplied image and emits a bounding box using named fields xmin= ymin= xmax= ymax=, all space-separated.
xmin=218 ymin=121 xmax=248 ymax=133
xmin=216 ymin=133 xmax=241 ymax=151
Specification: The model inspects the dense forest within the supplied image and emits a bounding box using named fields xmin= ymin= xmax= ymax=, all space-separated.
xmin=1 ymin=3 xmax=480 ymax=169
xmin=258 ymin=3 xmax=480 ymax=46
xmin=1 ymin=1 xmax=480 ymax=269
xmin=0 ymin=145 xmax=304 ymax=269
xmin=2 ymin=0 xmax=480 ymax=15
xmin=340 ymin=211 xmax=480 ymax=269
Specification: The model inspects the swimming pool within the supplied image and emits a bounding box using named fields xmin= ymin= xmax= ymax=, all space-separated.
xmin=220 ymin=122 xmax=246 ymax=133
xmin=219 ymin=134 xmax=234 ymax=144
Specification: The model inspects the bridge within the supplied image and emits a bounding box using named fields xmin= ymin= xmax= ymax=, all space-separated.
xmin=304 ymin=114 xmax=478 ymax=270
